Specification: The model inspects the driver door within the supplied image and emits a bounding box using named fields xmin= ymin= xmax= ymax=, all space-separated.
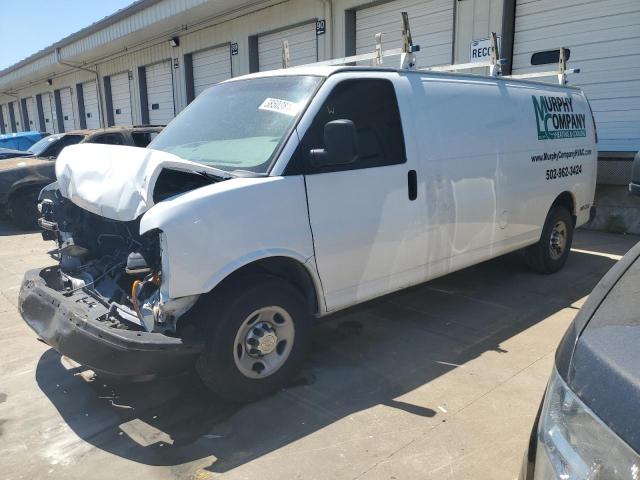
xmin=299 ymin=77 xmax=424 ymax=311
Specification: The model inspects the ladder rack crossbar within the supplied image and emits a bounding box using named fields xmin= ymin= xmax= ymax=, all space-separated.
xmin=298 ymin=48 xmax=403 ymax=68
xmin=421 ymin=60 xmax=493 ymax=72
xmin=505 ymin=68 xmax=580 ymax=80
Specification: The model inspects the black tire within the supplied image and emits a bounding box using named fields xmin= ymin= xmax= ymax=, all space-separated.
xmin=524 ymin=206 xmax=574 ymax=274
xmin=195 ymin=274 xmax=311 ymax=403
xmin=8 ymin=188 xmax=41 ymax=230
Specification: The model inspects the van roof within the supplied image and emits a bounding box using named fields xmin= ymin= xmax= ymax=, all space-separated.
xmin=227 ymin=65 xmax=582 ymax=91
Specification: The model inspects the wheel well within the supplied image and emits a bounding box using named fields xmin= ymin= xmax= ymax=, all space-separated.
xmin=8 ymin=183 xmax=46 ymax=204
xmin=215 ymin=257 xmax=320 ymax=315
xmin=551 ymin=191 xmax=576 ymax=224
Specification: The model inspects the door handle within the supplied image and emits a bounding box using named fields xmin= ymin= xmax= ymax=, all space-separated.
xmin=408 ymin=170 xmax=417 ymax=201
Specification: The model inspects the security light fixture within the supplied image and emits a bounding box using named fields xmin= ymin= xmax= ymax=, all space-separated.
xmin=169 ymin=37 xmax=180 ymax=48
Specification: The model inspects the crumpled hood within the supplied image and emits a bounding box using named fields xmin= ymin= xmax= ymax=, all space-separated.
xmin=56 ymin=144 xmax=224 ymax=221
xmin=0 ymin=155 xmax=48 ymax=171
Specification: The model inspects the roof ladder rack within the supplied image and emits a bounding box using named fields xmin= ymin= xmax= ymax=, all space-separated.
xmin=399 ymin=11 xmax=420 ymax=69
xmin=290 ymin=12 xmax=416 ymax=68
xmin=284 ymin=13 xmax=578 ymax=85
xmin=420 ymin=32 xmax=506 ymax=75
xmin=504 ymin=47 xmax=580 ymax=85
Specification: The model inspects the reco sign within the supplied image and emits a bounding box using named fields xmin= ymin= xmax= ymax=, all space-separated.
xmin=469 ymin=36 xmax=502 ymax=63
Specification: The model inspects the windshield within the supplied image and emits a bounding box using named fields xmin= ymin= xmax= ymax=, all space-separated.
xmin=28 ymin=134 xmax=63 ymax=156
xmin=28 ymin=134 xmax=85 ymax=157
xmin=149 ymin=75 xmax=323 ymax=173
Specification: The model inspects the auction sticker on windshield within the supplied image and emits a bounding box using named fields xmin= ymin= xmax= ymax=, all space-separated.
xmin=259 ymin=98 xmax=301 ymax=116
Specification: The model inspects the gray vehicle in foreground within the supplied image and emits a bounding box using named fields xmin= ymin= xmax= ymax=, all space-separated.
xmin=521 ymin=151 xmax=640 ymax=479
xmin=0 ymin=126 xmax=162 ymax=229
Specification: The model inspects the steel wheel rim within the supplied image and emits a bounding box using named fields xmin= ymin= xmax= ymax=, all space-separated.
xmin=549 ymin=220 xmax=568 ymax=260
xmin=233 ymin=305 xmax=295 ymax=379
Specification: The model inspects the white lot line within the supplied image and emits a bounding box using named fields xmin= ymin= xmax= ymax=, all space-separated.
xmin=571 ymin=248 xmax=623 ymax=261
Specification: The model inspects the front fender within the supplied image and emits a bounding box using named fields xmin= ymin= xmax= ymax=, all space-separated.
xmin=140 ymin=175 xmax=315 ymax=299
xmin=1 ymin=169 xmax=55 ymax=204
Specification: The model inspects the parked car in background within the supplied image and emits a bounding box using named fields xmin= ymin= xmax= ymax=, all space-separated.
xmin=0 ymin=131 xmax=48 ymax=151
xmin=0 ymin=126 xmax=162 ymax=229
xmin=20 ymin=67 xmax=597 ymax=403
xmin=520 ymin=153 xmax=640 ymax=479
xmin=0 ymin=147 xmax=34 ymax=160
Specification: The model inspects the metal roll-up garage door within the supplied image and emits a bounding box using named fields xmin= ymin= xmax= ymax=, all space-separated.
xmin=59 ymin=87 xmax=76 ymax=132
xmin=81 ymin=81 xmax=100 ymax=129
xmin=258 ymin=22 xmax=318 ymax=71
xmin=1 ymin=104 xmax=9 ymax=133
xmin=9 ymin=101 xmax=22 ymax=131
xmin=110 ymin=72 xmax=133 ymax=126
xmin=25 ymin=97 xmax=37 ymax=131
xmin=145 ymin=61 xmax=175 ymax=125
xmin=193 ymin=45 xmax=232 ymax=97
xmin=512 ymin=0 xmax=640 ymax=153
xmin=355 ymin=0 xmax=454 ymax=68
xmin=40 ymin=93 xmax=56 ymax=134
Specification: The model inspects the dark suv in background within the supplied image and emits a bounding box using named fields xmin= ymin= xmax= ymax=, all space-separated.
xmin=521 ymin=151 xmax=640 ymax=479
xmin=0 ymin=126 xmax=162 ymax=229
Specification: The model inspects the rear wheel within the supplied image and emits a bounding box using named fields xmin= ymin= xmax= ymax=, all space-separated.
xmin=524 ymin=206 xmax=574 ymax=274
xmin=195 ymin=274 xmax=311 ymax=402
xmin=8 ymin=188 xmax=40 ymax=230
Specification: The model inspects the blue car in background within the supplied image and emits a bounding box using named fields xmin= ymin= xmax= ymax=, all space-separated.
xmin=0 ymin=131 xmax=47 ymax=152
xmin=0 ymin=147 xmax=34 ymax=160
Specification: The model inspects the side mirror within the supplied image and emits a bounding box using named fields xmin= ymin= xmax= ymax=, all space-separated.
xmin=310 ymin=119 xmax=359 ymax=168
xmin=630 ymin=151 xmax=640 ymax=196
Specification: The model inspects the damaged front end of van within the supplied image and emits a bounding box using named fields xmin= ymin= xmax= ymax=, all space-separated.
xmin=18 ymin=144 xmax=228 ymax=377
xmin=17 ymin=74 xmax=324 ymax=398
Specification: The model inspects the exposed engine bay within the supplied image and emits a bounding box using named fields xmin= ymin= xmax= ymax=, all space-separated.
xmin=37 ymin=178 xmax=211 ymax=335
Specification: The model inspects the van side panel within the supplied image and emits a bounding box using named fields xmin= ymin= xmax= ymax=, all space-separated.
xmin=405 ymin=74 xmax=504 ymax=272
xmin=399 ymin=74 xmax=595 ymax=282
xmin=498 ymin=82 xmax=597 ymax=244
xmin=410 ymin=73 xmax=595 ymax=253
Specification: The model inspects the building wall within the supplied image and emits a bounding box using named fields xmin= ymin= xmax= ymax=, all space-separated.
xmin=1 ymin=0 xmax=331 ymax=127
xmin=1 ymin=0 xmax=637 ymax=233
xmin=454 ymin=0 xmax=504 ymax=64
xmin=1 ymin=0 xmax=501 ymax=129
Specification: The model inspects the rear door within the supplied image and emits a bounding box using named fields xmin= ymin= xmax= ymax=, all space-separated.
xmin=300 ymin=75 xmax=423 ymax=311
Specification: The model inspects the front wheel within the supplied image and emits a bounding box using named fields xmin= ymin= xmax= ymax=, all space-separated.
xmin=524 ymin=206 xmax=574 ymax=274
xmin=195 ymin=274 xmax=311 ymax=402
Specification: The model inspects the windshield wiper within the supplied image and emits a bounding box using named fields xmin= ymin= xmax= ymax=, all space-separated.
xmin=231 ymin=169 xmax=268 ymax=178
xmin=196 ymin=169 xmax=233 ymax=181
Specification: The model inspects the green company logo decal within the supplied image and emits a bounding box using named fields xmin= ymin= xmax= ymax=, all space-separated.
xmin=532 ymin=95 xmax=586 ymax=140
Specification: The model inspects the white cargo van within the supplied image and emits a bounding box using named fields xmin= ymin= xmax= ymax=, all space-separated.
xmin=20 ymin=65 xmax=597 ymax=401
